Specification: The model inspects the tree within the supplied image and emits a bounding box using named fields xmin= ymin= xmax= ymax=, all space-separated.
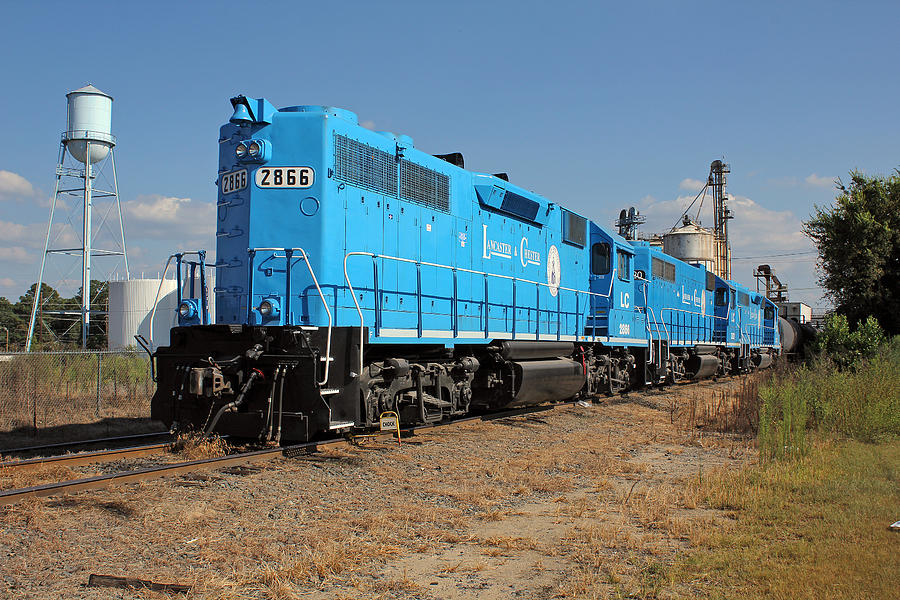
xmin=803 ymin=169 xmax=900 ymax=335
xmin=0 ymin=297 xmax=24 ymax=350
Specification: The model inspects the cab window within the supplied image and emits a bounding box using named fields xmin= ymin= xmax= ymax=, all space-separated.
xmin=730 ymin=289 xmax=736 ymax=309
xmin=590 ymin=243 xmax=610 ymax=275
xmin=764 ymin=306 xmax=774 ymax=320
xmin=617 ymin=250 xmax=631 ymax=281
xmin=715 ymin=288 xmax=727 ymax=306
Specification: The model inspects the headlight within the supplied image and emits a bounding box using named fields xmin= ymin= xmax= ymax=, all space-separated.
xmin=259 ymin=299 xmax=273 ymax=317
xmin=178 ymin=302 xmax=193 ymax=318
xmin=248 ymin=141 xmax=260 ymax=157
xmin=235 ymin=143 xmax=248 ymax=159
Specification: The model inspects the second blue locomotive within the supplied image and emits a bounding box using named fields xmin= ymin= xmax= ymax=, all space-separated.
xmin=150 ymin=95 xmax=780 ymax=442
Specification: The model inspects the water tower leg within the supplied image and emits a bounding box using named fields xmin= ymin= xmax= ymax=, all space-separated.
xmin=111 ymin=149 xmax=129 ymax=278
xmin=82 ymin=141 xmax=92 ymax=349
xmin=26 ymin=142 xmax=66 ymax=352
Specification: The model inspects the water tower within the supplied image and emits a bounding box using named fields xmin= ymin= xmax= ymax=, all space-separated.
xmin=26 ymin=84 xmax=129 ymax=350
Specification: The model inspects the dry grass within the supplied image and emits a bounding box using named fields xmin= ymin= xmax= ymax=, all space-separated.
xmin=0 ymin=377 xmax=786 ymax=599
xmin=0 ymin=463 xmax=94 ymax=491
xmin=168 ymin=433 xmax=230 ymax=460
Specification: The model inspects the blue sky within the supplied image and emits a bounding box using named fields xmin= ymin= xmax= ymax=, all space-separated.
xmin=0 ymin=0 xmax=897 ymax=308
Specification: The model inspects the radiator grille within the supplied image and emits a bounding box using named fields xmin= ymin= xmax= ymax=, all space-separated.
xmin=333 ymin=134 xmax=397 ymax=196
xmin=400 ymin=159 xmax=450 ymax=212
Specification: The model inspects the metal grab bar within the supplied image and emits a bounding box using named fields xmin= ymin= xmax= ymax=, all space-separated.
xmin=343 ymin=252 xmax=616 ymax=375
xmin=148 ymin=250 xmax=209 ymax=350
xmin=248 ymin=247 xmax=333 ymax=385
xmin=660 ymin=307 xmax=719 ymax=345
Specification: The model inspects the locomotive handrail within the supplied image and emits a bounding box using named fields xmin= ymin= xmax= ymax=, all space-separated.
xmin=658 ymin=307 xmax=736 ymax=347
xmin=149 ymin=251 xmax=210 ymax=350
xmin=343 ymin=251 xmax=616 ymax=374
xmin=645 ymin=306 xmax=669 ymax=368
xmin=638 ymin=280 xmax=670 ymax=368
xmin=248 ymin=247 xmax=333 ymax=385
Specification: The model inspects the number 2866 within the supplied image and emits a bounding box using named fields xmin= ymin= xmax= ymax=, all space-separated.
xmin=255 ymin=167 xmax=314 ymax=188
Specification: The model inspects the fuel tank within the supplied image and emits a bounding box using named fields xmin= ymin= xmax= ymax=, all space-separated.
xmin=685 ymin=354 xmax=720 ymax=379
xmin=753 ymin=352 xmax=774 ymax=369
xmin=507 ymin=358 xmax=585 ymax=407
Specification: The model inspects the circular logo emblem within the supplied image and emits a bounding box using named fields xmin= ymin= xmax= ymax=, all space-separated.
xmin=547 ymin=245 xmax=561 ymax=297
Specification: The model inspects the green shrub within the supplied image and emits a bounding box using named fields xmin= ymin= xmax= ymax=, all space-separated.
xmin=760 ymin=337 xmax=900 ymax=459
xmin=815 ymin=313 xmax=886 ymax=368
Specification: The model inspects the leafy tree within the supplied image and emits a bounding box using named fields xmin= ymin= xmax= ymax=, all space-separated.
xmin=0 ymin=296 xmax=24 ymax=350
xmin=13 ymin=283 xmax=71 ymax=347
xmin=7 ymin=280 xmax=111 ymax=349
xmin=803 ymin=170 xmax=900 ymax=334
xmin=815 ymin=313 xmax=886 ymax=369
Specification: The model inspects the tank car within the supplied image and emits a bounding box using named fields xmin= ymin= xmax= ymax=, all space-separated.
xmin=149 ymin=95 xmax=780 ymax=442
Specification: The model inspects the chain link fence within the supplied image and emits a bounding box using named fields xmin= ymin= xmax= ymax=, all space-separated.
xmin=0 ymin=350 xmax=163 ymax=449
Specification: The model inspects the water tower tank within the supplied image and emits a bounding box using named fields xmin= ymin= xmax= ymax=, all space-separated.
xmin=64 ymin=84 xmax=115 ymax=164
xmin=663 ymin=222 xmax=715 ymax=271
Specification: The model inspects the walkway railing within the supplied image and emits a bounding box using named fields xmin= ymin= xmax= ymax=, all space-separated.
xmin=343 ymin=252 xmax=615 ymax=373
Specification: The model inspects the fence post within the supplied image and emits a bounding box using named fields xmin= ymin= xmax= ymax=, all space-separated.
xmin=96 ymin=352 xmax=102 ymax=419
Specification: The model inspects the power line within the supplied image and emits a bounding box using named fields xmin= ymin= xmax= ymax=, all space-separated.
xmin=732 ymin=250 xmax=818 ymax=260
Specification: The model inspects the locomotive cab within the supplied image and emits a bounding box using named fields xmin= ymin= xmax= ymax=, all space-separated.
xmin=587 ymin=224 xmax=638 ymax=340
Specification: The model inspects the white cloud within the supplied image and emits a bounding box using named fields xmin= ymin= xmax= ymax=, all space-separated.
xmin=0 ymin=220 xmax=78 ymax=249
xmin=360 ymin=120 xmax=376 ymax=130
xmin=0 ymin=246 xmax=30 ymax=262
xmin=678 ymin=178 xmax=705 ymax=192
xmin=124 ymin=195 xmax=215 ymax=240
xmin=637 ymin=193 xmax=811 ymax=256
xmin=804 ymin=173 xmax=835 ymax=188
xmin=0 ymin=170 xmax=36 ymax=199
xmin=635 ymin=192 xmax=821 ymax=302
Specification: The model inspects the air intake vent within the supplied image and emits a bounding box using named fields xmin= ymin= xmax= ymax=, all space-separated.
xmin=333 ymin=133 xmax=397 ymax=196
xmin=499 ymin=191 xmax=539 ymax=222
xmin=400 ymin=159 xmax=450 ymax=212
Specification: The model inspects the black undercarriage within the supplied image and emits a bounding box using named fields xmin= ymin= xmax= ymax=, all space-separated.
xmin=150 ymin=325 xmax=775 ymax=443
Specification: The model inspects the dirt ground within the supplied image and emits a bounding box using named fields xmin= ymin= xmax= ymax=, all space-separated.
xmin=0 ymin=380 xmax=756 ymax=599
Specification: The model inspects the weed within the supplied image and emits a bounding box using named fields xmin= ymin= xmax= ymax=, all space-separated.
xmin=676 ymin=439 xmax=900 ymax=599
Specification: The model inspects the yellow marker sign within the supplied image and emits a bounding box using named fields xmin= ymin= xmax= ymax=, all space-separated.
xmin=379 ymin=411 xmax=401 ymax=446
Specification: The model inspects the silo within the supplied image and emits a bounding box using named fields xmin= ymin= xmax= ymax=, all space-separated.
xmin=108 ymin=279 xmax=178 ymax=349
xmin=107 ymin=274 xmax=216 ymax=349
xmin=662 ymin=222 xmax=716 ymax=272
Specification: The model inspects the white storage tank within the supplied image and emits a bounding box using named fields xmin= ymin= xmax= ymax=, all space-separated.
xmin=65 ymin=84 xmax=115 ymax=164
xmin=108 ymin=279 xmax=178 ymax=349
xmin=663 ymin=221 xmax=715 ymax=272
xmin=107 ymin=275 xmax=216 ymax=349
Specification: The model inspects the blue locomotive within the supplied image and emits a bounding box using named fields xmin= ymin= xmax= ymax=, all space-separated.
xmin=149 ymin=95 xmax=780 ymax=442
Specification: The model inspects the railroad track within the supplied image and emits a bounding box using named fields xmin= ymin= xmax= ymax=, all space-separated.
xmin=0 ymin=402 xmax=564 ymax=506
xmin=0 ymin=431 xmax=171 ymax=457
xmin=0 ymin=376 xmax=750 ymax=507
xmin=0 ymin=442 xmax=172 ymax=474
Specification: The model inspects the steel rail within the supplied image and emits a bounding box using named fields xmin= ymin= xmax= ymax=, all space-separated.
xmin=0 ymin=431 xmax=171 ymax=457
xmin=0 ymin=373 xmax=754 ymax=507
xmin=0 ymin=440 xmax=334 ymax=506
xmin=0 ymin=442 xmax=172 ymax=473
xmin=0 ymin=400 xmax=580 ymax=506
